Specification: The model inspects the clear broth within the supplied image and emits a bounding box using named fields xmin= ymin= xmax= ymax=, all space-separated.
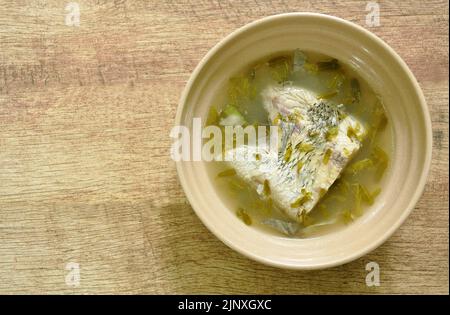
xmin=206 ymin=50 xmax=393 ymax=238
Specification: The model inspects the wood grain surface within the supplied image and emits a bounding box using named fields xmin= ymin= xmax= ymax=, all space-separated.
xmin=0 ymin=0 xmax=448 ymax=294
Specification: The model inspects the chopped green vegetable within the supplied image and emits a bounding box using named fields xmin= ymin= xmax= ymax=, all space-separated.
xmin=263 ymin=179 xmax=271 ymax=196
xmin=264 ymin=197 xmax=273 ymax=215
xmin=328 ymin=72 xmax=345 ymax=90
xmin=323 ymin=148 xmax=332 ymax=164
xmin=371 ymin=187 xmax=381 ymax=198
xmin=272 ymin=113 xmax=282 ymax=125
xmin=370 ymin=105 xmax=388 ymax=142
xmin=341 ymin=209 xmax=354 ymax=224
xmin=228 ymin=179 xmax=245 ymax=191
xmin=371 ymin=146 xmax=389 ymax=179
xmin=268 ymin=55 xmax=291 ymax=83
xmin=317 ymin=90 xmax=338 ymax=100
xmin=359 ymin=184 xmax=372 ymax=204
xmin=228 ymin=76 xmax=256 ymax=104
xmin=297 ymin=142 xmax=314 ymax=152
xmin=297 ymin=161 xmax=304 ymax=174
xmin=338 ymin=111 xmax=348 ymax=120
xmin=284 ymin=143 xmax=293 ymax=162
xmin=288 ymin=111 xmax=303 ymax=124
xmin=206 ymin=106 xmax=219 ymax=126
xmin=308 ymin=130 xmax=320 ymax=139
xmin=268 ymin=55 xmax=291 ymax=67
xmin=326 ymin=126 xmax=339 ymax=141
xmin=349 ymin=158 xmax=374 ymax=175
xmin=255 ymin=153 xmax=261 ymax=161
xmin=350 ymin=78 xmax=361 ymax=103
xmin=358 ymin=184 xmax=381 ymax=205
xmin=304 ymin=62 xmax=319 ymax=75
xmin=317 ymin=58 xmax=340 ymax=71
xmin=352 ymin=183 xmax=363 ymax=216
xmin=217 ymin=168 xmax=237 ymax=178
xmin=343 ymin=147 xmax=351 ymax=157
xmin=291 ymin=189 xmax=312 ymax=208
xmin=374 ymin=110 xmax=388 ymax=131
xmin=347 ymin=124 xmax=363 ymax=141
xmin=236 ymin=208 xmax=252 ymax=225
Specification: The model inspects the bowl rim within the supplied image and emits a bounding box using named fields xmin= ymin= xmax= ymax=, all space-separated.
xmin=174 ymin=12 xmax=433 ymax=269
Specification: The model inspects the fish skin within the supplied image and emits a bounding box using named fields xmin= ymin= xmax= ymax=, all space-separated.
xmin=222 ymin=85 xmax=365 ymax=223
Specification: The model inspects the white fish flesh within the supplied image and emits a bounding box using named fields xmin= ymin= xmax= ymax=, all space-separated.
xmin=222 ymin=85 xmax=366 ymax=223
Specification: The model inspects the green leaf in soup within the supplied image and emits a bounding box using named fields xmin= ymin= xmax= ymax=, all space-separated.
xmin=328 ymin=72 xmax=345 ymax=90
xmin=206 ymin=105 xmax=219 ymax=126
xmin=317 ymin=58 xmax=340 ymax=71
xmin=335 ymin=178 xmax=350 ymax=194
xmin=352 ymin=183 xmax=363 ymax=217
xmin=290 ymin=189 xmax=312 ymax=208
xmin=359 ymin=184 xmax=381 ymax=205
xmin=323 ymin=148 xmax=332 ymax=165
xmin=263 ymin=197 xmax=273 ymax=215
xmin=236 ymin=208 xmax=252 ymax=225
xmin=304 ymin=62 xmax=319 ymax=75
xmin=348 ymin=158 xmax=374 ymax=175
xmin=263 ymin=179 xmax=271 ymax=196
xmin=371 ymin=187 xmax=381 ymax=198
xmin=369 ymin=103 xmax=388 ymax=145
xmin=268 ymin=55 xmax=291 ymax=83
xmin=228 ymin=76 xmax=256 ymax=105
xmin=371 ymin=146 xmax=389 ymax=179
xmin=341 ymin=209 xmax=354 ymax=224
xmin=372 ymin=103 xmax=388 ymax=131
xmin=228 ymin=178 xmax=245 ymax=191
xmin=326 ymin=126 xmax=339 ymax=141
xmin=284 ymin=143 xmax=293 ymax=162
xmin=296 ymin=142 xmax=314 ymax=153
xmin=297 ymin=161 xmax=304 ymax=174
xmin=216 ymin=168 xmax=237 ymax=178
xmin=347 ymin=124 xmax=364 ymax=142
xmin=350 ymin=78 xmax=361 ymax=103
xmin=268 ymin=55 xmax=291 ymax=68
xmin=317 ymin=90 xmax=338 ymax=100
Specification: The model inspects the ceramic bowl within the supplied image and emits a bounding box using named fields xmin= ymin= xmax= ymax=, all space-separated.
xmin=174 ymin=13 xmax=432 ymax=269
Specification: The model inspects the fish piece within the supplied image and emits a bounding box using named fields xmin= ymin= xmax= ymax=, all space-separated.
xmin=221 ymin=85 xmax=366 ymax=223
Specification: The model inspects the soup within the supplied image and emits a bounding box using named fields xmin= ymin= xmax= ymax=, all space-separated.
xmin=205 ymin=50 xmax=392 ymax=238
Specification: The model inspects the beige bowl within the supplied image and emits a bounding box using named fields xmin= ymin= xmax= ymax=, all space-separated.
xmin=175 ymin=13 xmax=432 ymax=269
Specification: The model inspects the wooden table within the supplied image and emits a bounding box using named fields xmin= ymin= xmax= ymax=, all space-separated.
xmin=0 ymin=0 xmax=448 ymax=294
